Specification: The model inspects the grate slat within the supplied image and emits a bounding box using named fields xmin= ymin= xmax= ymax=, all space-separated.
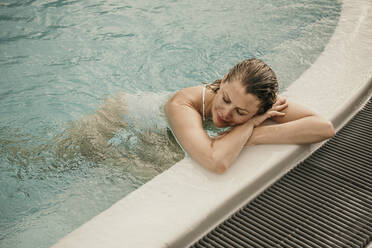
xmin=244 ymin=205 xmax=326 ymax=248
xmin=277 ymin=178 xmax=372 ymax=236
xmin=280 ymin=173 xmax=372 ymax=228
xmin=291 ymin=166 xmax=372 ymax=213
xmin=309 ymin=155 xmax=372 ymax=184
xmin=220 ymin=222 xmax=267 ymax=247
xmin=239 ymin=208 xmax=317 ymax=247
xmin=264 ymin=187 xmax=367 ymax=246
xmin=314 ymin=144 xmax=372 ymax=171
xmin=269 ymin=184 xmax=370 ymax=242
xmin=256 ymin=195 xmax=348 ymax=247
xmin=226 ymin=217 xmax=278 ymax=247
xmin=274 ymin=180 xmax=372 ymax=239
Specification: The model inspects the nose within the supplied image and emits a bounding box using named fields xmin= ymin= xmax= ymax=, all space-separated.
xmin=221 ymin=106 xmax=234 ymax=121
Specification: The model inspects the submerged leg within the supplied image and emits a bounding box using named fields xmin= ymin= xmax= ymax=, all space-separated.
xmin=55 ymin=93 xmax=128 ymax=162
xmin=54 ymin=92 xmax=185 ymax=181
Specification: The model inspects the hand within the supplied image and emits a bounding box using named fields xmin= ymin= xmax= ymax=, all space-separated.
xmin=250 ymin=96 xmax=288 ymax=127
xmin=273 ymin=96 xmax=288 ymax=110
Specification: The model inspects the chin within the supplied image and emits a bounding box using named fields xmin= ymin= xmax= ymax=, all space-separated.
xmin=212 ymin=116 xmax=228 ymax=128
xmin=211 ymin=108 xmax=228 ymax=127
xmin=214 ymin=122 xmax=226 ymax=128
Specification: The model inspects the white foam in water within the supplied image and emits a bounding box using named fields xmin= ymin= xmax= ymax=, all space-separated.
xmin=123 ymin=91 xmax=172 ymax=130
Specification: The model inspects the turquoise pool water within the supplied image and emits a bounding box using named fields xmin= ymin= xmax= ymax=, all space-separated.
xmin=0 ymin=0 xmax=341 ymax=247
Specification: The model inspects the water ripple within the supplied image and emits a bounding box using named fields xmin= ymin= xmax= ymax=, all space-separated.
xmin=41 ymin=0 xmax=79 ymax=9
xmin=94 ymin=32 xmax=135 ymax=41
xmin=0 ymin=15 xmax=34 ymax=22
xmin=0 ymin=55 xmax=29 ymax=66
xmin=0 ymin=0 xmax=38 ymax=8
xmin=0 ymin=30 xmax=52 ymax=43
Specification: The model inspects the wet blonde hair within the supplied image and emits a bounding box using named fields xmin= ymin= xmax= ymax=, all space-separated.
xmin=208 ymin=58 xmax=278 ymax=115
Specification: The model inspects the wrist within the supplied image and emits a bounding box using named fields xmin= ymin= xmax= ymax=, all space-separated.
xmin=246 ymin=129 xmax=257 ymax=146
xmin=245 ymin=119 xmax=255 ymax=127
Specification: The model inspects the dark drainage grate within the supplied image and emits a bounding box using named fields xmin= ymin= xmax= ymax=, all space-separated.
xmin=191 ymin=98 xmax=372 ymax=248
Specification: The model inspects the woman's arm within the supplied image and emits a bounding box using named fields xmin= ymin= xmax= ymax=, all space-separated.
xmin=247 ymin=97 xmax=335 ymax=146
xmin=165 ymin=90 xmax=251 ymax=173
xmin=165 ymin=89 xmax=285 ymax=173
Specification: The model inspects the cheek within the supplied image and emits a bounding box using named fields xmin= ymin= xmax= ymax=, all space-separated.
xmin=234 ymin=117 xmax=248 ymax=125
xmin=233 ymin=113 xmax=254 ymax=124
xmin=213 ymin=97 xmax=224 ymax=111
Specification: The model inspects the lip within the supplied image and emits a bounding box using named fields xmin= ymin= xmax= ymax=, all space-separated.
xmin=217 ymin=114 xmax=227 ymax=124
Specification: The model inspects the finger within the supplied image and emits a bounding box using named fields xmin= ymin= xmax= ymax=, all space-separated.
xmin=273 ymin=100 xmax=286 ymax=110
xmin=279 ymin=98 xmax=286 ymax=104
xmin=274 ymin=111 xmax=286 ymax=117
xmin=275 ymin=97 xmax=286 ymax=105
xmin=270 ymin=103 xmax=287 ymax=112
xmin=278 ymin=96 xmax=286 ymax=102
xmin=273 ymin=99 xmax=282 ymax=107
xmin=275 ymin=102 xmax=288 ymax=111
xmin=268 ymin=111 xmax=285 ymax=117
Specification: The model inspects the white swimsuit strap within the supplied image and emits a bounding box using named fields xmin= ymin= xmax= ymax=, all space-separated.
xmin=202 ymin=84 xmax=206 ymax=122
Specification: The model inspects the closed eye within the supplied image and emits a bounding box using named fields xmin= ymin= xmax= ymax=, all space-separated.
xmin=236 ymin=109 xmax=248 ymax=116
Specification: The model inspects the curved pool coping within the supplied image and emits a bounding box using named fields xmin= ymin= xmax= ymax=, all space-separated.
xmin=53 ymin=0 xmax=372 ymax=247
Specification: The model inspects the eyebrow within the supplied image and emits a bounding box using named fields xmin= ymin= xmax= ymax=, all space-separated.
xmin=223 ymin=91 xmax=249 ymax=113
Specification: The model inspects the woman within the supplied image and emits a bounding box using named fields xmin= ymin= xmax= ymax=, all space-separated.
xmin=165 ymin=58 xmax=335 ymax=174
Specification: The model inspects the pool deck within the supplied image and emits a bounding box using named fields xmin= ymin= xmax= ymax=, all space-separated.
xmin=52 ymin=0 xmax=372 ymax=247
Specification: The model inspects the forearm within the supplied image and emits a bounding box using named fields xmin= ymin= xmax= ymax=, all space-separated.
xmin=247 ymin=116 xmax=335 ymax=145
xmin=209 ymin=121 xmax=254 ymax=173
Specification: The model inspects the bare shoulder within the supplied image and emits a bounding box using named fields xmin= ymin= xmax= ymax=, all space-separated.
xmin=165 ymin=85 xmax=205 ymax=131
xmin=166 ymin=85 xmax=203 ymax=111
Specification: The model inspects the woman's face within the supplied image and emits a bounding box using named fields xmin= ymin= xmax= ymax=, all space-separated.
xmin=211 ymin=80 xmax=261 ymax=128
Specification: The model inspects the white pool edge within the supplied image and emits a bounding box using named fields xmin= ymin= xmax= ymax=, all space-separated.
xmin=52 ymin=0 xmax=372 ymax=247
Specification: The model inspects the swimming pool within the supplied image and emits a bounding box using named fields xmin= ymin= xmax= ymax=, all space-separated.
xmin=0 ymin=0 xmax=341 ymax=247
